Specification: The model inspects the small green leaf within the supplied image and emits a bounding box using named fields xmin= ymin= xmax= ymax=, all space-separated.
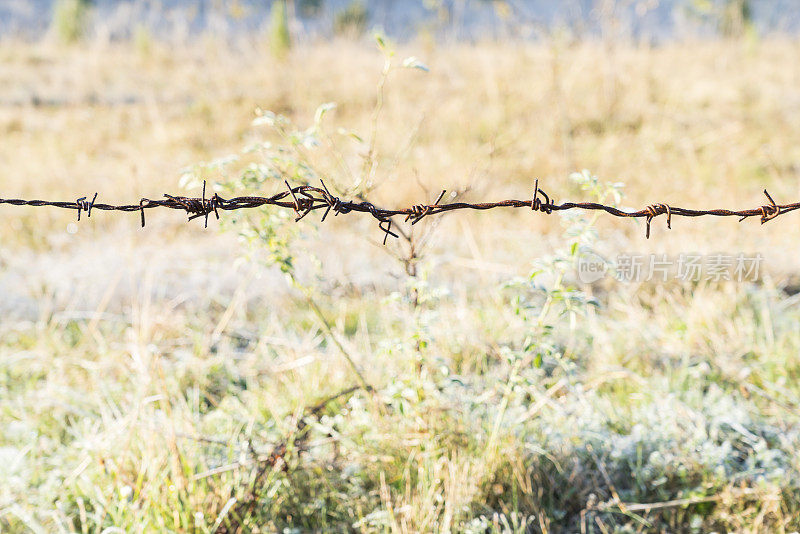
xmin=314 ymin=102 xmax=337 ymax=127
xmin=402 ymin=56 xmax=430 ymax=72
xmin=337 ymin=127 xmax=364 ymax=143
xmin=374 ymin=32 xmax=386 ymax=52
xmin=252 ymin=112 xmax=277 ymax=127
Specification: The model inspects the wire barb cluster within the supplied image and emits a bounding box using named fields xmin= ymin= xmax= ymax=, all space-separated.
xmin=2 ymin=181 xmax=799 ymax=240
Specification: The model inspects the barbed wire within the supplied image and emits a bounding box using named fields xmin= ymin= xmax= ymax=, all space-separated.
xmin=2 ymin=179 xmax=798 ymax=241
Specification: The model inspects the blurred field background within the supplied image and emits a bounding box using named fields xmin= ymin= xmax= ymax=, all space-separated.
xmin=3 ymin=1 xmax=800 ymax=532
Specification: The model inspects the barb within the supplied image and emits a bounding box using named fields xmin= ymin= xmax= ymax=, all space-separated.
xmin=2 ymin=181 xmax=799 ymax=240
xmin=75 ymin=192 xmax=97 ymax=221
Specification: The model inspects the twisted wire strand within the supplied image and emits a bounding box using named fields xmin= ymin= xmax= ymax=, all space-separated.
xmin=2 ymin=180 xmax=798 ymax=240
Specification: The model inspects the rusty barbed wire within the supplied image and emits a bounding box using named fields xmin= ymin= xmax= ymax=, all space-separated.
xmin=2 ymin=179 xmax=799 ymax=240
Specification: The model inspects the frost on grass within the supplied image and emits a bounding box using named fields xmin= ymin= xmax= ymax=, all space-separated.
xmin=4 ymin=41 xmax=800 ymax=533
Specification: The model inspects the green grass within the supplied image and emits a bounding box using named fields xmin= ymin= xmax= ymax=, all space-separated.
xmin=2 ymin=37 xmax=800 ymax=532
xmin=3 ymin=214 xmax=800 ymax=531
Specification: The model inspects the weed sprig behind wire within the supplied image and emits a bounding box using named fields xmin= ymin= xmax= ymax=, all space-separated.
xmin=1 ymin=179 xmax=795 ymax=240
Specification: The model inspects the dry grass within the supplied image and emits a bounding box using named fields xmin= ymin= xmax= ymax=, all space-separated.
xmin=2 ymin=37 xmax=800 ymax=532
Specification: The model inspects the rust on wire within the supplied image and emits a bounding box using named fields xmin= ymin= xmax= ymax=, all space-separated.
xmin=75 ymin=192 xmax=98 ymax=221
xmin=2 ymin=181 xmax=799 ymax=240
